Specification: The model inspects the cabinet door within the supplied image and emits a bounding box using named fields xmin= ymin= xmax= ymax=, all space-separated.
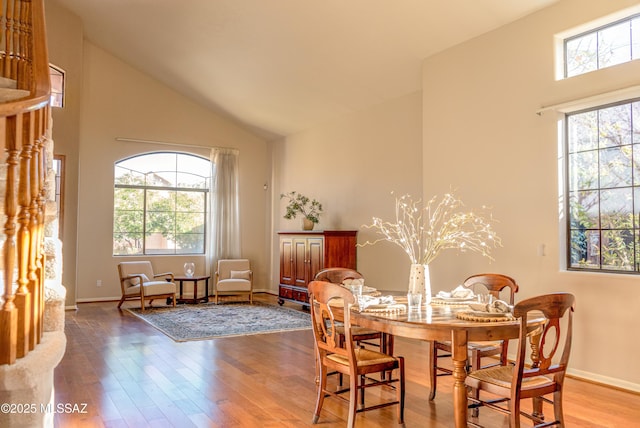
xmin=293 ymin=238 xmax=308 ymax=287
xmin=307 ymin=237 xmax=324 ymax=283
xmin=279 ymin=237 xmax=294 ymax=285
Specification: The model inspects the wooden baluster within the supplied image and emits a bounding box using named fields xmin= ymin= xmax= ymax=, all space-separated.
xmin=32 ymin=107 xmax=44 ymax=342
xmin=18 ymin=0 xmax=30 ymax=87
xmin=10 ymin=0 xmax=19 ymax=80
xmin=1 ymin=115 xmax=19 ymax=365
xmin=28 ymin=108 xmax=42 ymax=346
xmin=27 ymin=107 xmax=40 ymax=349
xmin=38 ymin=107 xmax=49 ymax=341
xmin=3 ymin=0 xmax=14 ymax=78
xmin=1 ymin=1 xmax=6 ymax=73
xmin=14 ymin=110 xmax=30 ymax=358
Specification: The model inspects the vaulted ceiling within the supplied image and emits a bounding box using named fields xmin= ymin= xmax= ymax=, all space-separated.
xmin=52 ymin=0 xmax=558 ymax=140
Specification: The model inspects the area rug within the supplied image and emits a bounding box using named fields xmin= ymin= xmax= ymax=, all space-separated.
xmin=124 ymin=302 xmax=311 ymax=342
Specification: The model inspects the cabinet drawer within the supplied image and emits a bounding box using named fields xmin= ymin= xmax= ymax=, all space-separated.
xmin=293 ymin=289 xmax=309 ymax=303
xmin=279 ymin=286 xmax=293 ymax=299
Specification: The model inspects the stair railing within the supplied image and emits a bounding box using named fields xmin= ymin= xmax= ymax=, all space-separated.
xmin=0 ymin=0 xmax=51 ymax=365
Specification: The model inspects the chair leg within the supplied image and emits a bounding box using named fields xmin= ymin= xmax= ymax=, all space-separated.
xmin=312 ymin=363 xmax=328 ymax=424
xmin=381 ymin=333 xmax=394 ymax=380
xmin=500 ymin=340 xmax=509 ymax=366
xmin=172 ymin=295 xmax=176 ymax=308
xmin=553 ymin=390 xmax=565 ymax=426
xmin=532 ymin=396 xmax=544 ymax=420
xmin=397 ymin=356 xmax=405 ymax=424
xmin=509 ymin=396 xmax=522 ymax=428
xmin=470 ymin=349 xmax=480 ymax=417
xmin=428 ymin=341 xmax=437 ymax=400
xmin=117 ymin=296 xmax=125 ymax=309
xmin=348 ymin=373 xmax=358 ymax=428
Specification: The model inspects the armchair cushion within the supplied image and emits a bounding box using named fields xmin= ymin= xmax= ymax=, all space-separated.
xmin=216 ymin=278 xmax=252 ymax=292
xmin=124 ymin=280 xmax=176 ymax=296
xmin=230 ymin=270 xmax=251 ymax=280
xmin=129 ymin=273 xmax=150 ymax=285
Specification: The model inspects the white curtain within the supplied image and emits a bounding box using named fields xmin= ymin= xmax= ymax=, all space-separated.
xmin=207 ymin=148 xmax=241 ymax=281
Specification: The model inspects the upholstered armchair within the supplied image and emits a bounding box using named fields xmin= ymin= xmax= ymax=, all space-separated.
xmin=117 ymin=261 xmax=177 ymax=312
xmin=214 ymin=259 xmax=253 ymax=304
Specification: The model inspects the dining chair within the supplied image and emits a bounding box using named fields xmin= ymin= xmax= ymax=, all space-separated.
xmin=117 ymin=261 xmax=177 ymax=312
xmin=314 ymin=268 xmax=393 ymax=356
xmin=308 ymin=280 xmax=405 ymax=428
xmin=429 ymin=273 xmax=519 ymax=403
xmin=465 ymin=292 xmax=575 ymax=428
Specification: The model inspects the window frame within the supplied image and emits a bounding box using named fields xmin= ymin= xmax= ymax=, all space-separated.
xmin=564 ymin=97 xmax=640 ymax=274
xmin=113 ymin=152 xmax=210 ymax=256
xmin=49 ymin=64 xmax=65 ymax=108
xmin=563 ymin=12 xmax=640 ymax=79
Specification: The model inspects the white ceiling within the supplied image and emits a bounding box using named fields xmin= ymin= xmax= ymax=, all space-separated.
xmin=52 ymin=0 xmax=558 ymax=140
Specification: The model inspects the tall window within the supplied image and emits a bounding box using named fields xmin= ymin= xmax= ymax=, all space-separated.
xmin=49 ymin=65 xmax=64 ymax=108
xmin=113 ymin=152 xmax=210 ymax=256
xmin=53 ymin=155 xmax=65 ymax=239
xmin=564 ymin=13 xmax=640 ymax=78
xmin=567 ymin=98 xmax=640 ymax=272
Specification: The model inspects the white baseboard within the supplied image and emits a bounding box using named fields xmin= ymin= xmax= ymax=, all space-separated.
xmin=74 ymin=289 xmax=276 ymax=304
xmin=567 ymin=368 xmax=640 ymax=393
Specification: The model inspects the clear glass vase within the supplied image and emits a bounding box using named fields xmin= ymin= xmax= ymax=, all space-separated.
xmin=184 ymin=262 xmax=195 ymax=277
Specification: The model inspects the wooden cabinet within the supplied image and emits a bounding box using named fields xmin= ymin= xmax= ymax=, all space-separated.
xmin=278 ymin=230 xmax=357 ymax=307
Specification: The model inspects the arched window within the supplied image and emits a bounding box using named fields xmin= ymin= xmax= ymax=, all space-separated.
xmin=113 ymin=152 xmax=210 ymax=255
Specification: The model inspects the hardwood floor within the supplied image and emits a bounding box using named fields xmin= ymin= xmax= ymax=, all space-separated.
xmin=54 ymin=295 xmax=640 ymax=427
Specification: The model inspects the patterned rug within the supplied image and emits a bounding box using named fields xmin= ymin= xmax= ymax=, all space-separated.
xmin=124 ymin=301 xmax=311 ymax=342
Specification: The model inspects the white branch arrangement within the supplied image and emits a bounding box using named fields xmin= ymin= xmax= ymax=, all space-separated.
xmin=359 ymin=192 xmax=502 ymax=265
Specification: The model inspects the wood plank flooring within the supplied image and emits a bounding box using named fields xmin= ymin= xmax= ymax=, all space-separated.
xmin=54 ymin=295 xmax=640 ymax=427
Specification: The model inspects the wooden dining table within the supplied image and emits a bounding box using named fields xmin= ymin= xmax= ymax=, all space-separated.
xmin=348 ymin=298 xmax=545 ymax=428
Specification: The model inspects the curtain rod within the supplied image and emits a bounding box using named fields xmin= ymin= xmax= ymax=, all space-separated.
xmin=115 ymin=137 xmax=237 ymax=152
xmin=536 ymin=84 xmax=640 ymax=115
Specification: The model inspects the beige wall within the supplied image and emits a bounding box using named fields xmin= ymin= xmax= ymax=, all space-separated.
xmin=46 ymin=2 xmax=269 ymax=304
xmin=422 ymin=0 xmax=640 ymax=391
xmin=46 ymin=1 xmax=84 ymax=307
xmin=46 ymin=0 xmax=640 ymax=392
xmin=270 ymin=92 xmax=423 ymax=292
xmin=74 ymin=42 xmax=268 ymax=302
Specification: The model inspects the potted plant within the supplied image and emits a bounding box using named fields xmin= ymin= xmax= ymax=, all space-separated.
xmin=280 ymin=191 xmax=323 ymax=230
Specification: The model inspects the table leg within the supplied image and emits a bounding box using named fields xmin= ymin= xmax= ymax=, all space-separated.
xmin=193 ymin=281 xmax=198 ymax=301
xmin=451 ymin=329 xmax=468 ymax=428
xmin=179 ymin=280 xmax=184 ymax=301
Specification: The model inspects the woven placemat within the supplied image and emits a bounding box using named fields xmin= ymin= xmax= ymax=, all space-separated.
xmin=431 ymin=298 xmax=473 ymax=306
xmin=456 ymin=311 xmax=514 ymax=322
xmin=355 ymin=303 xmax=407 ymax=313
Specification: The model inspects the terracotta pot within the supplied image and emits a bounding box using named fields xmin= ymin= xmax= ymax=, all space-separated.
xmin=302 ymin=218 xmax=314 ymax=230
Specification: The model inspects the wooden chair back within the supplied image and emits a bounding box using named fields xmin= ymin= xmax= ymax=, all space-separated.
xmin=216 ymin=259 xmax=251 ymax=280
xmin=314 ymin=267 xmax=363 ymax=284
xmin=118 ymin=261 xmax=155 ymax=292
xmin=308 ymin=281 xmax=356 ymax=363
xmin=463 ymin=273 xmax=519 ymax=304
xmin=513 ymin=293 xmax=575 ymax=393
